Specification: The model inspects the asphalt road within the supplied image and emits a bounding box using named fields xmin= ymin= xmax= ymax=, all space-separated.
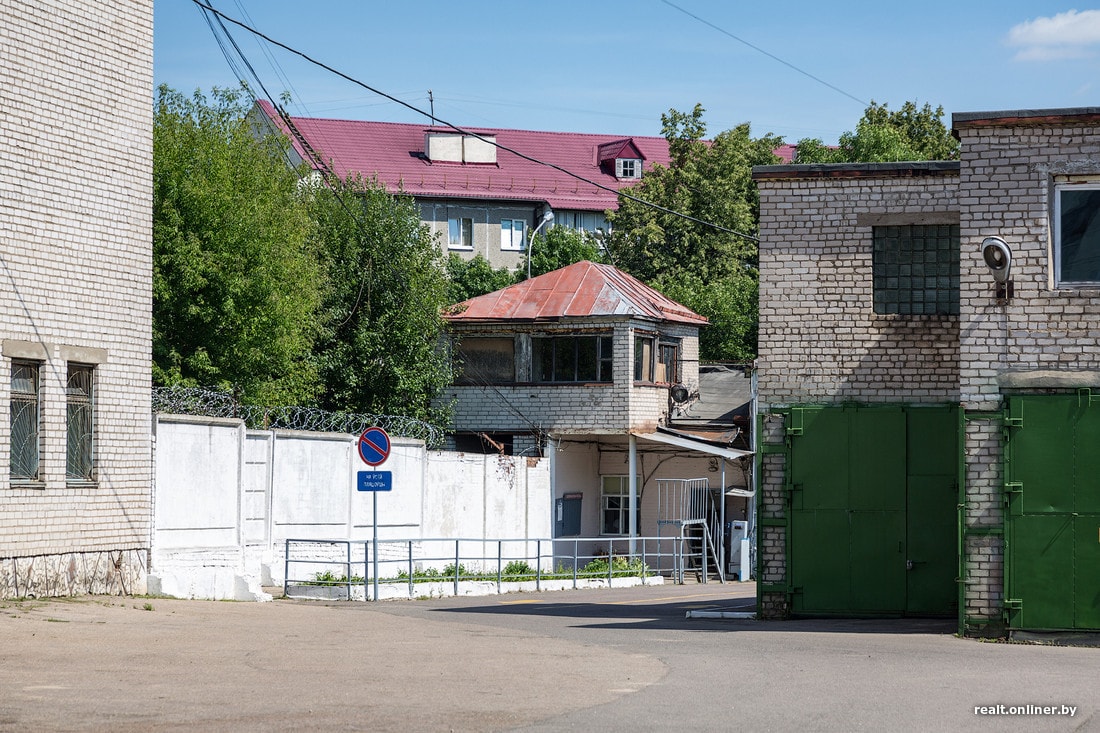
xmin=1 ymin=582 xmax=1096 ymax=732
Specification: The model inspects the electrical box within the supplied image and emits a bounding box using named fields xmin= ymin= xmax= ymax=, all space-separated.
xmin=555 ymin=493 xmax=582 ymax=537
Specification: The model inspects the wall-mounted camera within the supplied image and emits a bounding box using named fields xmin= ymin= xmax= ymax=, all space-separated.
xmin=981 ymin=236 xmax=1013 ymax=302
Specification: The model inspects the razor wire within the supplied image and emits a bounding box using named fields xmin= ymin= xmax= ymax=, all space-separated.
xmin=152 ymin=385 xmax=445 ymax=446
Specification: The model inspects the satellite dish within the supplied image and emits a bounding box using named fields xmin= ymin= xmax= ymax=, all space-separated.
xmin=670 ymin=384 xmax=690 ymax=404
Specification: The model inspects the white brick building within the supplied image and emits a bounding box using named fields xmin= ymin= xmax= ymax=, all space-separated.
xmin=0 ymin=0 xmax=153 ymax=597
xmin=442 ymin=261 xmax=753 ymax=575
xmin=753 ymin=108 xmax=1100 ymax=637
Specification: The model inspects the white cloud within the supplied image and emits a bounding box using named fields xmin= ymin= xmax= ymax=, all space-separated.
xmin=1007 ymin=9 xmax=1100 ymax=60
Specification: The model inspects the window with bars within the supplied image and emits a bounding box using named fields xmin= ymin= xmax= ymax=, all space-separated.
xmin=10 ymin=360 xmax=40 ymax=482
xmin=66 ymin=363 xmax=95 ymax=482
xmin=872 ymin=224 xmax=959 ymax=315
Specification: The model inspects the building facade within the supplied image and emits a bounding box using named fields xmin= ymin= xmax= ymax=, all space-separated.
xmin=0 ymin=0 xmax=153 ymax=597
xmin=753 ymin=108 xmax=1100 ymax=637
xmin=253 ymin=101 xmax=674 ymax=269
xmin=442 ymin=261 xmax=753 ymax=575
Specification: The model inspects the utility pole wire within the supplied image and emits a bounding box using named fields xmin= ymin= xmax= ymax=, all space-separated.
xmin=660 ymin=0 xmax=868 ymax=108
xmin=189 ymin=0 xmax=759 ymax=243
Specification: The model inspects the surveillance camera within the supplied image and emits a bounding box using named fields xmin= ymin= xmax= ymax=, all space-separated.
xmin=981 ymin=237 xmax=1012 ymax=283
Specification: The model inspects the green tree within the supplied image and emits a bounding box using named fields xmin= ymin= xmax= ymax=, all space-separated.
xmin=526 ymin=226 xmax=605 ymax=278
xmin=605 ymin=104 xmax=779 ymax=359
xmin=310 ymin=175 xmax=454 ymax=423
xmin=153 ymin=85 xmax=322 ymax=404
xmin=607 ymin=105 xmax=780 ymax=284
xmin=795 ymin=100 xmax=959 ymax=163
xmin=657 ymin=272 xmax=758 ymax=362
xmin=445 ymin=254 xmax=515 ymax=303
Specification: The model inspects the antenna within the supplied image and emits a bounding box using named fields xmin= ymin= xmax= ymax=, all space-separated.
xmin=428 ymin=89 xmax=435 ymax=125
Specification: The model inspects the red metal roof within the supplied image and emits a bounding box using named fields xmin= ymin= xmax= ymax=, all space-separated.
xmin=443 ymin=261 xmax=708 ymax=326
xmin=256 ymin=100 xmax=671 ymax=212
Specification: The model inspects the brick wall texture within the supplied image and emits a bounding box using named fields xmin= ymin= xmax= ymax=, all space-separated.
xmin=0 ymin=0 xmax=153 ymax=595
xmin=754 ymin=115 xmax=1100 ymax=629
xmin=445 ymin=319 xmax=699 ymax=437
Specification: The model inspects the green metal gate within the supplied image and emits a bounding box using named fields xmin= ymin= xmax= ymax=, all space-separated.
xmin=1004 ymin=394 xmax=1100 ymax=631
xmin=786 ymin=405 xmax=958 ymax=616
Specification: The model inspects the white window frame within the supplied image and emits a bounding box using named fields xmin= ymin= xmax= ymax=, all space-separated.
xmin=600 ymin=475 xmax=639 ymax=536
xmin=500 ymin=218 xmax=526 ymax=251
xmin=616 ymin=158 xmax=641 ymax=179
xmin=448 ymin=217 xmax=473 ymax=250
xmin=1053 ymin=181 xmax=1100 ymax=287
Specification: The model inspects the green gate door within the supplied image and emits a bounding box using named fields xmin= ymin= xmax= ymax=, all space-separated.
xmin=788 ymin=405 xmax=958 ymax=616
xmin=1005 ymin=394 xmax=1100 ymax=631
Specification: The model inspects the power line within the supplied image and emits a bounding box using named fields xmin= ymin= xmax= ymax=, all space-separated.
xmin=660 ymin=0 xmax=868 ymax=108
xmin=189 ymin=0 xmax=759 ymax=244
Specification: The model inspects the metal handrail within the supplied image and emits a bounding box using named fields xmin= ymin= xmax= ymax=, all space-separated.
xmin=283 ymin=536 xmax=687 ymax=601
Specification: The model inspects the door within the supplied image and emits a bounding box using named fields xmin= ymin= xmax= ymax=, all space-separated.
xmin=1005 ymin=394 xmax=1100 ymax=631
xmin=788 ymin=405 xmax=957 ymax=616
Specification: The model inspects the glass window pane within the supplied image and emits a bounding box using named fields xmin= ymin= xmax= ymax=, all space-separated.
xmin=533 ymin=338 xmax=553 ymax=382
xmin=66 ymin=364 xmax=95 ymax=481
xmin=10 ymin=361 xmax=39 ymax=481
xmin=634 ymin=337 xmax=653 ymax=381
xmin=553 ymin=337 xmax=575 ymax=381
xmin=1059 ymin=188 xmax=1100 ymax=283
xmin=872 ymin=224 xmax=958 ymax=315
xmin=576 ymin=337 xmax=597 ymax=381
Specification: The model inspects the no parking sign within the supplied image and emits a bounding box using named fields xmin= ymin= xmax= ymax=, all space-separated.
xmin=358 ymin=427 xmax=391 ymax=467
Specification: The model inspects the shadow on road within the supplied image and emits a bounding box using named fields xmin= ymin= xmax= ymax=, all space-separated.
xmin=423 ymin=596 xmax=957 ymax=636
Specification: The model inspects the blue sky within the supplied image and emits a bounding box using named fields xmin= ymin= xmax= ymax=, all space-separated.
xmin=155 ymin=2 xmax=1100 ymax=144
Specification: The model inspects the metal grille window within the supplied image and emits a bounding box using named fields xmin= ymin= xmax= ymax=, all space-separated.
xmin=872 ymin=224 xmax=959 ymax=315
xmin=66 ymin=364 xmax=95 ymax=482
xmin=532 ymin=335 xmax=613 ymax=383
xmin=10 ymin=361 xmax=40 ymax=481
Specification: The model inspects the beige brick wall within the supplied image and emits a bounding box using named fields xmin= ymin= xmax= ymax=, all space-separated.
xmin=756 ymin=167 xmax=960 ymax=407
xmin=0 ymin=0 xmax=153 ymax=579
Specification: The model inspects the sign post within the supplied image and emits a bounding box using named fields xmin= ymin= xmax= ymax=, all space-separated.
xmin=357 ymin=427 xmax=392 ymax=600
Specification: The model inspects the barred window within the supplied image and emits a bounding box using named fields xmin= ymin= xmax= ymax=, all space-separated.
xmin=10 ymin=361 xmax=40 ymax=482
xmin=873 ymin=224 xmax=959 ymax=315
xmin=66 ymin=364 xmax=95 ymax=482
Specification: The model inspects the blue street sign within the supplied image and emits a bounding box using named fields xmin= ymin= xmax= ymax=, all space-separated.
xmin=358 ymin=427 xmax=391 ymax=466
xmin=357 ymin=470 xmax=392 ymax=492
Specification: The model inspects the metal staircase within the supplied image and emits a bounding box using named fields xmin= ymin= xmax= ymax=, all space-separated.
xmin=656 ymin=478 xmax=725 ymax=584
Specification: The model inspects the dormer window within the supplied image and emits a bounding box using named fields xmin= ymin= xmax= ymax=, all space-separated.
xmin=616 ymin=158 xmax=641 ymax=179
xmin=598 ymin=138 xmax=646 ymax=180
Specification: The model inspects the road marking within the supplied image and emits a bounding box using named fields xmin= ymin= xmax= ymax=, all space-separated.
xmin=499 ymin=599 xmax=543 ymax=604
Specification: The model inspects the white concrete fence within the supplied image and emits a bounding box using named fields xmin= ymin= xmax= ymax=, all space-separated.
xmin=149 ymin=415 xmax=551 ymax=600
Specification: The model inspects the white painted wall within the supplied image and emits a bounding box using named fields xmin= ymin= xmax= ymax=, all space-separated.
xmin=150 ymin=415 xmax=551 ymax=600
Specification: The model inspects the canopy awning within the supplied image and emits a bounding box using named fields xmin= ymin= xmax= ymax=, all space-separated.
xmin=630 ymin=430 xmax=753 ymax=462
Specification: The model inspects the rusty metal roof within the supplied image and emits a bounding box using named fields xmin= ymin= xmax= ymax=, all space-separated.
xmin=443 ymin=261 xmax=708 ymax=325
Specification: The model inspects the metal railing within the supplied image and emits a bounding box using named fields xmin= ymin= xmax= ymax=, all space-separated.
xmin=282 ymin=536 xmax=703 ymax=601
